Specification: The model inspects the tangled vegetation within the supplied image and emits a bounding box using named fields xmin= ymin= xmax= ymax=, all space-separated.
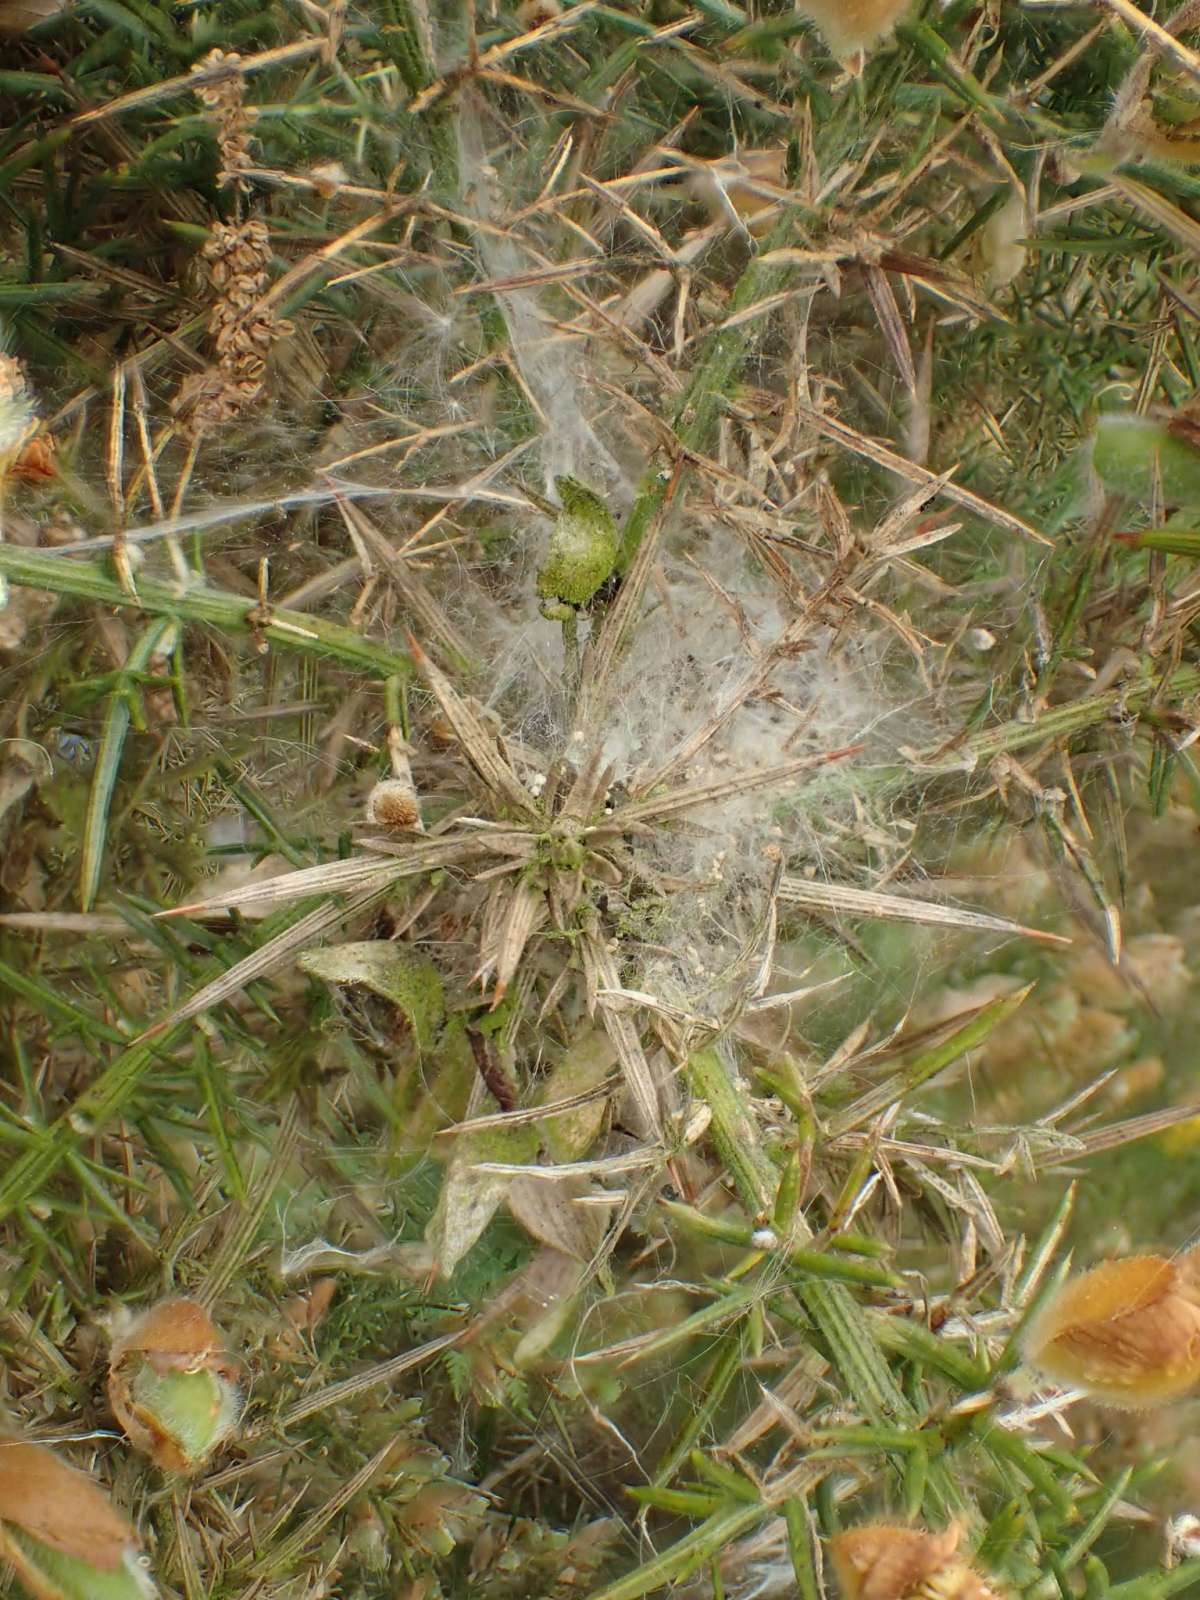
xmin=6 ymin=0 xmax=1200 ymax=1596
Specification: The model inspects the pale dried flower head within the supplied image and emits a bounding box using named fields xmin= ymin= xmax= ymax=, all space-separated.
xmin=1021 ymin=1252 xmax=1200 ymax=1408
xmin=366 ymin=776 xmax=422 ymax=830
xmin=308 ymin=160 xmax=349 ymax=198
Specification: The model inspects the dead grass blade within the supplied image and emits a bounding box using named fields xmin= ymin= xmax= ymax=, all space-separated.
xmin=271 ymin=1331 xmax=467 ymax=1430
xmin=1099 ymin=0 xmax=1200 ymax=86
xmin=1043 ymin=1101 xmax=1200 ymax=1164
xmin=617 ymin=747 xmax=861 ymax=824
xmin=777 ymin=877 xmax=1070 ymax=945
xmin=408 ymin=636 xmax=537 ymax=817
xmin=797 ymin=404 xmax=1051 ymax=547
xmin=1108 ymin=173 xmax=1200 ymax=258
xmin=476 ymin=880 xmax=550 ymax=1005
xmin=580 ymin=928 xmax=665 ymax=1144
xmin=68 ymin=38 xmax=325 ymax=128
xmin=862 ymin=264 xmax=916 ymax=398
xmin=138 ymin=886 xmax=388 ymax=1041
xmin=158 ymin=855 xmax=409 ymax=919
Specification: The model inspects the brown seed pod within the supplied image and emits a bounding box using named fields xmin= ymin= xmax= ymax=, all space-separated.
xmin=1021 ymin=1253 xmax=1200 ymax=1408
xmin=108 ymin=1298 xmax=242 ymax=1473
xmin=0 ymin=1440 xmax=154 ymax=1600
xmin=831 ymin=1524 xmax=1000 ymax=1600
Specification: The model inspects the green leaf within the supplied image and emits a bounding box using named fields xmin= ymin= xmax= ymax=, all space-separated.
xmin=685 ymin=1046 xmax=776 ymax=1215
xmin=825 ymin=983 xmax=1035 ymax=1137
xmin=80 ymin=622 xmax=171 ymax=912
xmin=299 ymin=941 xmax=445 ymax=1051
xmin=583 ymin=1501 xmax=766 ymax=1600
xmin=1117 ymin=523 xmax=1200 ymax=557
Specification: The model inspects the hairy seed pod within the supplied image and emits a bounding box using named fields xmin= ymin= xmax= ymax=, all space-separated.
xmin=536 ymin=476 xmax=617 ymax=614
xmin=1021 ymin=1253 xmax=1200 ymax=1407
xmin=977 ymin=188 xmax=1028 ymax=291
xmin=367 ymin=733 xmax=422 ymax=830
xmin=831 ymin=1524 xmax=1001 ymax=1600
xmin=796 ymin=0 xmax=912 ymax=69
xmin=0 ymin=1441 xmax=156 ymax=1600
xmin=108 ymin=1298 xmax=242 ymax=1472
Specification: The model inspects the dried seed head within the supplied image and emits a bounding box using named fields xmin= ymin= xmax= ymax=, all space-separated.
xmin=796 ymin=0 xmax=911 ymax=69
xmin=366 ymin=776 xmax=422 ymax=830
xmin=831 ymin=1524 xmax=1000 ymax=1600
xmin=1021 ymin=1253 xmax=1200 ymax=1407
xmin=108 ymin=1298 xmax=242 ymax=1472
xmin=173 ymin=216 xmax=291 ymax=434
xmin=190 ymin=50 xmax=255 ymax=188
xmin=0 ymin=1440 xmax=156 ymax=1600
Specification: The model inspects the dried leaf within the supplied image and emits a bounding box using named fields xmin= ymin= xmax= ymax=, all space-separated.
xmin=427 ymin=1124 xmax=539 ymax=1278
xmin=507 ymin=1173 xmax=606 ymax=1261
xmin=778 ymin=877 xmax=1069 ymax=945
xmin=0 ymin=0 xmax=66 ymax=32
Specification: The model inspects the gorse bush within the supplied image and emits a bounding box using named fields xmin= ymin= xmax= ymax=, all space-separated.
xmin=4 ymin=0 xmax=1200 ymax=1596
